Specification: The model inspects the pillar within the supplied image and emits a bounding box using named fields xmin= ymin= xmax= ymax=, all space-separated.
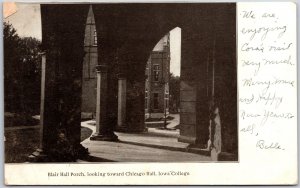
xmin=93 ymin=5 xmax=121 ymax=136
xmin=210 ymin=4 xmax=237 ymax=161
xmin=39 ymin=54 xmax=46 ymax=149
xmin=178 ymin=27 xmax=210 ymax=148
xmin=114 ymin=53 xmax=147 ymax=133
xmin=90 ymin=65 xmax=118 ymax=141
xmin=116 ymin=73 xmax=127 ymax=131
xmin=28 ymin=5 xmax=90 ymax=162
xmin=124 ymin=61 xmax=147 ymax=133
xmin=28 ymin=53 xmax=47 ymax=161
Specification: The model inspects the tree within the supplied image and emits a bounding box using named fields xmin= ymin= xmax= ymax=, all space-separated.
xmin=4 ymin=22 xmax=42 ymax=115
xmin=169 ymin=73 xmax=180 ymax=113
xmin=18 ymin=37 xmax=42 ymax=115
xmin=4 ymin=22 xmax=22 ymax=113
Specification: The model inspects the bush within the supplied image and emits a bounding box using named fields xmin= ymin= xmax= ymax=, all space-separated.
xmin=4 ymin=22 xmax=41 ymax=115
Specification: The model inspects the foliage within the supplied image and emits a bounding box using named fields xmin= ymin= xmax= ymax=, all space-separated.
xmin=4 ymin=22 xmax=42 ymax=116
xmin=5 ymin=126 xmax=91 ymax=162
xmin=169 ymin=73 xmax=180 ymax=113
xmin=5 ymin=128 xmax=40 ymax=163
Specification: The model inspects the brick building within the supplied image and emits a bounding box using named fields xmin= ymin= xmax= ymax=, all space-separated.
xmin=145 ymin=33 xmax=170 ymax=119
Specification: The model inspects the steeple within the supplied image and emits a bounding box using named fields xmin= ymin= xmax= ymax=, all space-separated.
xmin=86 ymin=5 xmax=95 ymax=25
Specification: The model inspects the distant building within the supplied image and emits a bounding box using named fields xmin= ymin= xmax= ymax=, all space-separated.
xmin=145 ymin=33 xmax=170 ymax=119
xmin=81 ymin=6 xmax=171 ymax=120
xmin=81 ymin=5 xmax=98 ymax=118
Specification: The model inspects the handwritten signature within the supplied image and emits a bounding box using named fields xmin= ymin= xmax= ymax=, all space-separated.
xmin=256 ymin=140 xmax=284 ymax=150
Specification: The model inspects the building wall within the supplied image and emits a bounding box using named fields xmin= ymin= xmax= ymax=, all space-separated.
xmin=81 ymin=5 xmax=98 ymax=115
xmin=145 ymin=34 xmax=170 ymax=118
xmin=82 ymin=6 xmax=171 ymax=119
xmin=81 ymin=7 xmax=171 ymax=119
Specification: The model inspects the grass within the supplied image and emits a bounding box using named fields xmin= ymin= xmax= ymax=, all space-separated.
xmin=4 ymin=112 xmax=40 ymax=127
xmin=5 ymin=128 xmax=40 ymax=163
xmin=80 ymin=127 xmax=93 ymax=141
xmin=5 ymin=126 xmax=93 ymax=163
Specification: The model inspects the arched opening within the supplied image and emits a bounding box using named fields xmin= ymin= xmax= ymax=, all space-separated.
xmin=79 ymin=4 xmax=218 ymax=161
xmin=144 ymin=27 xmax=181 ymax=138
xmin=4 ymin=3 xmax=237 ymax=162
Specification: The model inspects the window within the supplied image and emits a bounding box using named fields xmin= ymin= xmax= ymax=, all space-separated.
xmin=145 ymin=67 xmax=149 ymax=77
xmin=145 ymin=99 xmax=148 ymax=110
xmin=153 ymin=93 xmax=159 ymax=109
xmin=93 ymin=30 xmax=97 ymax=45
xmin=153 ymin=65 xmax=160 ymax=82
xmin=145 ymin=90 xmax=148 ymax=109
xmin=165 ymin=86 xmax=169 ymax=94
xmin=165 ymin=99 xmax=169 ymax=109
xmin=83 ymin=53 xmax=97 ymax=80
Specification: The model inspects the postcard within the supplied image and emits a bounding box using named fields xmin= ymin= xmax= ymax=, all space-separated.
xmin=3 ymin=1 xmax=297 ymax=185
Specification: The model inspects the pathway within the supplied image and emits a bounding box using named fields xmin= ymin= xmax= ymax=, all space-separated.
xmin=80 ymin=120 xmax=211 ymax=162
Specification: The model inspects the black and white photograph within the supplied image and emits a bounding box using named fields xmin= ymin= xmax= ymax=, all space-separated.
xmin=4 ymin=2 xmax=237 ymax=164
xmin=3 ymin=1 xmax=299 ymax=186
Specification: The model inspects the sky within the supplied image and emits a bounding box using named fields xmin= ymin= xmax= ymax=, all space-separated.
xmin=169 ymin=27 xmax=181 ymax=76
xmin=4 ymin=3 xmax=181 ymax=76
xmin=4 ymin=3 xmax=42 ymax=40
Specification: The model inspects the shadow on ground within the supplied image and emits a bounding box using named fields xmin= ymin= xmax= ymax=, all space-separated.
xmin=78 ymin=155 xmax=116 ymax=162
xmin=5 ymin=126 xmax=93 ymax=163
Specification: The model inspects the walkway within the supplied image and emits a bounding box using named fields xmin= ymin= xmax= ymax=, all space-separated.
xmin=80 ymin=120 xmax=211 ymax=162
xmin=166 ymin=113 xmax=180 ymax=129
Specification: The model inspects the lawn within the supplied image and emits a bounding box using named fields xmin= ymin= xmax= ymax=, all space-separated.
xmin=81 ymin=127 xmax=93 ymax=142
xmin=4 ymin=112 xmax=39 ymax=127
xmin=5 ymin=126 xmax=93 ymax=163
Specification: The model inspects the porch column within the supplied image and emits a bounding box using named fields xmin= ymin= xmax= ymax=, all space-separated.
xmin=210 ymin=5 xmax=237 ymax=161
xmin=116 ymin=73 xmax=127 ymax=131
xmin=28 ymin=53 xmax=47 ymax=161
xmin=33 ymin=5 xmax=91 ymax=162
xmin=39 ymin=54 xmax=46 ymax=150
xmin=90 ymin=65 xmax=118 ymax=141
xmin=124 ymin=61 xmax=147 ymax=133
xmin=178 ymin=28 xmax=210 ymax=148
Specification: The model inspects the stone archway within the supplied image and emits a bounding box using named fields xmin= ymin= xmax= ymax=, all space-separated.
xmin=90 ymin=4 xmax=217 ymax=147
xmin=34 ymin=3 xmax=237 ymax=162
xmin=91 ymin=3 xmax=237 ymax=160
